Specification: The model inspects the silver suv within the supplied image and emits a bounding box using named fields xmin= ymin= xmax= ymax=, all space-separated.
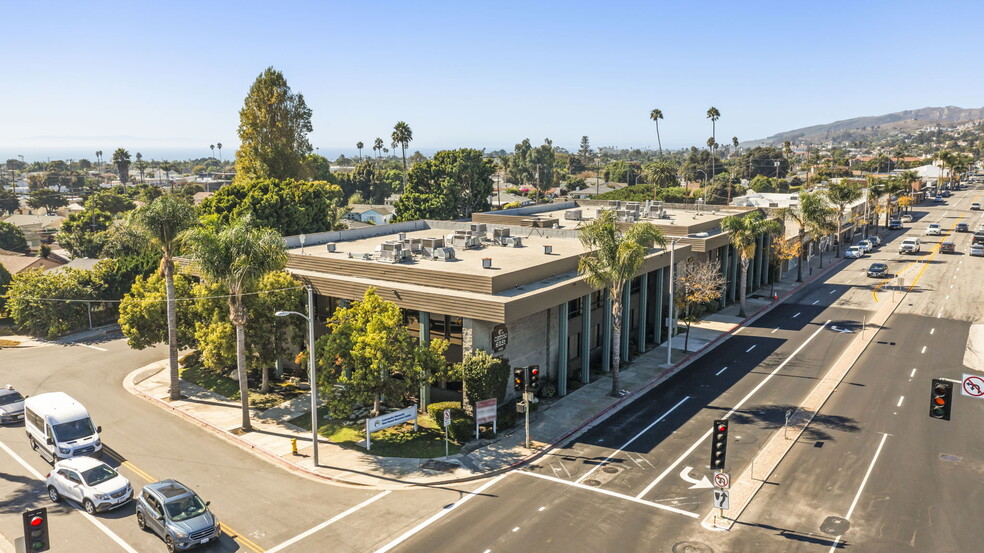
xmin=135 ymin=480 xmax=220 ymax=552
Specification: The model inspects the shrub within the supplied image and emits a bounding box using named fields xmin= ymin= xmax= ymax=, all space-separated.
xmin=427 ymin=401 xmax=464 ymax=424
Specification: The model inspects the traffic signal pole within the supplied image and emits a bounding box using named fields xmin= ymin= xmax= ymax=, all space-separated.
xmin=524 ymin=366 xmax=532 ymax=448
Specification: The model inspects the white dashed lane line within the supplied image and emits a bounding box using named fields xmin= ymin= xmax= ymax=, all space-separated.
xmin=746 ymin=345 xmax=756 ymax=353
xmin=812 ymin=300 xmax=820 ymax=305
xmin=792 ymin=312 xmax=801 ymax=318
xmin=921 ymin=346 xmax=927 ymax=354
xmin=772 ymin=327 xmax=780 ymax=334
xmin=897 ymin=396 xmax=904 ymax=407
xmin=930 ymin=328 xmax=935 ymax=335
xmin=716 ymin=366 xmax=729 ymax=376
xmin=910 ymin=368 xmax=917 ymax=380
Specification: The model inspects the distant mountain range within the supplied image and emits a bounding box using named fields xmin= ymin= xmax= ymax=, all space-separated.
xmin=760 ymin=106 xmax=984 ymax=145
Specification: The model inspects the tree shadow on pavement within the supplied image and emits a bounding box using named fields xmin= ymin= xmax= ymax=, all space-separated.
xmin=0 ymin=472 xmax=71 ymax=515
xmin=733 ymin=519 xmax=843 ymax=548
xmin=728 ymin=403 xmax=861 ymax=442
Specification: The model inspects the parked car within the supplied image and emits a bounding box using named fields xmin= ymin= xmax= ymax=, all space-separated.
xmin=899 ymin=237 xmax=921 ymax=254
xmin=972 ymin=232 xmax=984 ymax=246
xmin=0 ymin=385 xmax=26 ymax=425
xmin=868 ymin=235 xmax=882 ymax=246
xmin=858 ymin=239 xmax=874 ymax=252
xmin=926 ymin=223 xmax=942 ymax=235
xmin=867 ymin=263 xmax=889 ymax=278
xmin=956 ymin=222 xmax=970 ymax=232
xmin=971 ymin=202 xmax=981 ymax=210
xmin=901 ymin=214 xmax=913 ymax=223
xmin=940 ymin=241 xmax=956 ymax=254
xmin=934 ymin=195 xmax=945 ymax=203
xmin=889 ymin=219 xmax=903 ymax=230
xmin=845 ymin=246 xmax=865 ymax=259
xmin=972 ymin=244 xmax=984 ymax=257
xmin=136 ymin=480 xmax=221 ymax=551
xmin=941 ymin=190 xmax=951 ymax=197
xmin=46 ymin=457 xmax=132 ymax=514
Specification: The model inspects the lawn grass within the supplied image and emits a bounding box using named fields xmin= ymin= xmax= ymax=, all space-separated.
xmin=290 ymin=407 xmax=460 ymax=458
xmin=178 ymin=366 xmax=304 ymax=410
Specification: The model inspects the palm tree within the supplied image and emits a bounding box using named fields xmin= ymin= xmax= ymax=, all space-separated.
xmin=392 ymin=121 xmax=413 ymax=192
xmin=129 ymin=195 xmax=198 ymax=401
xmin=185 ymin=216 xmax=289 ymax=431
xmin=356 ymin=141 xmax=364 ymax=162
xmin=159 ymin=160 xmax=175 ymax=193
xmin=216 ymin=143 xmax=223 ymax=163
xmin=825 ymin=180 xmax=862 ymax=257
xmin=870 ymin=177 xmax=908 ymax=227
xmin=112 ymin=148 xmax=132 ymax=190
xmin=210 ymin=144 xmax=215 ymax=159
xmin=646 ymin=160 xmax=677 ymax=193
xmin=707 ymin=107 xmax=721 ymax=178
xmin=134 ymin=153 xmax=147 ymax=184
xmin=578 ymin=210 xmax=666 ymax=396
xmin=649 ymin=108 xmax=664 ymax=156
xmin=373 ymin=138 xmax=384 ymax=162
xmin=777 ymin=191 xmax=827 ymax=282
xmin=721 ymin=211 xmax=780 ymax=317
xmin=732 ymin=137 xmax=739 ymax=156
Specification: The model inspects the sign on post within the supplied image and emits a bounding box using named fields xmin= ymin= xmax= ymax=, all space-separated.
xmin=962 ymin=374 xmax=984 ymax=398
xmin=475 ymin=398 xmax=498 ymax=439
xmin=365 ymin=405 xmax=417 ymax=451
xmin=713 ymin=472 xmax=730 ymax=490
xmin=443 ymin=408 xmax=451 ymax=458
xmin=713 ymin=490 xmax=730 ymax=510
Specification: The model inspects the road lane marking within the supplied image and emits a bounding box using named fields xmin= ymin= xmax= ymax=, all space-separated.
xmin=812 ymin=300 xmax=820 ymax=305
xmin=512 ymin=527 xmax=520 ymax=532
xmin=829 ymin=290 xmax=835 ymax=294
xmin=575 ymin=396 xmax=689 ymax=484
xmin=636 ymin=321 xmax=830 ymax=500
xmin=792 ymin=312 xmax=800 ymax=318
xmin=772 ymin=327 xmax=780 ymax=334
xmin=715 ymin=367 xmax=728 ymax=376
xmin=910 ymin=368 xmax=917 ymax=378
xmin=921 ymin=346 xmax=927 ymax=354
xmin=520 ymin=471 xmax=699 ymax=518
xmin=373 ymin=474 xmax=507 ymax=553
xmin=745 ymin=345 xmax=756 ymax=353
xmin=265 ymin=492 xmax=390 ymax=553
xmin=827 ymin=433 xmax=890 ymax=553
xmin=897 ymin=396 xmax=904 ymax=407
xmin=80 ymin=344 xmax=108 ymax=351
xmin=0 ymin=439 xmax=141 ymax=553
xmin=930 ymin=328 xmax=935 ymax=335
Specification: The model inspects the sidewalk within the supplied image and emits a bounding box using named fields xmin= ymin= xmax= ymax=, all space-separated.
xmin=121 ymin=250 xmax=849 ymax=490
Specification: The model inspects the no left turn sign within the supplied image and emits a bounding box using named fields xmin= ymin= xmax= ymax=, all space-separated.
xmin=713 ymin=472 xmax=730 ymax=489
xmin=962 ymin=374 xmax=984 ymax=398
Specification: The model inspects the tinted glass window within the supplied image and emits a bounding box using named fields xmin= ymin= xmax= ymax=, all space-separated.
xmin=164 ymin=495 xmax=207 ymax=522
xmin=52 ymin=418 xmax=95 ymax=442
xmin=0 ymin=392 xmax=23 ymax=406
xmin=81 ymin=465 xmax=118 ymax=486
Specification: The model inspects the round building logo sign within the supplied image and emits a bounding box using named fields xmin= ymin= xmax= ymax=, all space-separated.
xmin=492 ymin=324 xmax=508 ymax=353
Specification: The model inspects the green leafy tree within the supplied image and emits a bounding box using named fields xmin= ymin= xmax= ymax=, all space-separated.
xmin=0 ymin=189 xmax=18 ymax=215
xmin=0 ymin=262 xmax=11 ymax=314
xmin=4 ymin=265 xmax=115 ymax=338
xmin=314 ymin=287 xmax=449 ymax=418
xmin=112 ymin=148 xmax=131 ymax=188
xmin=675 ymin=260 xmax=725 ymax=351
xmin=649 ymin=108 xmax=664 ymax=156
xmin=643 ymin=160 xmax=678 ymax=190
xmin=578 ymin=210 xmax=666 ymax=396
xmin=721 ymin=211 xmax=781 ymax=317
xmin=824 ymin=180 xmax=862 ymax=257
xmin=392 ymin=121 xmax=413 ymax=192
xmin=27 ymin=189 xmax=67 ymax=214
xmin=235 ymin=67 xmax=313 ymax=183
xmin=735 ymin=147 xmax=790 ymax=179
xmin=128 ymin=195 xmax=199 ymax=400
xmin=299 ymin=154 xmax=333 ymax=182
xmin=184 ymin=215 xmax=289 ymax=431
xmin=459 ymin=351 xmax=511 ymax=412
xmin=394 ymin=149 xmax=495 ymax=221
xmin=0 ymin=222 xmax=28 ymax=252
xmin=199 ymin=178 xmax=343 ymax=235
xmin=244 ymin=270 xmax=305 ymax=393
xmin=84 ymin=190 xmax=135 ymax=215
xmin=118 ymin=272 xmax=197 ymax=350
xmin=56 ymin=209 xmax=113 ymax=258
xmin=777 ymin=191 xmax=828 ymax=282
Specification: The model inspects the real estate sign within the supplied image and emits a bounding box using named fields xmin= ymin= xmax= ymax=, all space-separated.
xmin=365 ymin=405 xmax=418 ymax=450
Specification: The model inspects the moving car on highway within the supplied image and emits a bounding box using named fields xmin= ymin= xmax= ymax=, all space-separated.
xmin=971 ymin=244 xmax=984 ymax=257
xmin=845 ymin=246 xmax=865 ymax=259
xmin=940 ymin=241 xmax=956 ymax=254
xmin=867 ymin=262 xmax=889 ymax=277
xmin=926 ymin=223 xmax=942 ymax=235
xmin=901 ymin=214 xmax=913 ymax=223
xmin=957 ymin=222 xmax=970 ymax=232
xmin=899 ymin=237 xmax=921 ymax=254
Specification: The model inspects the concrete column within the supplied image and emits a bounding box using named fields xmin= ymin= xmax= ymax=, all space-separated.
xmin=637 ymin=272 xmax=648 ymax=353
xmin=558 ymin=301 xmax=569 ymax=397
xmin=580 ymin=293 xmax=591 ymax=383
xmin=654 ymin=268 xmax=664 ymax=345
xmin=621 ymin=285 xmax=631 ymax=361
xmin=418 ymin=311 xmax=431 ymax=409
xmin=763 ymin=234 xmax=773 ymax=285
xmin=602 ymin=290 xmax=612 ymax=373
xmin=720 ymin=245 xmax=730 ymax=307
xmin=729 ymin=246 xmax=739 ymax=302
xmin=758 ymin=234 xmax=767 ymax=288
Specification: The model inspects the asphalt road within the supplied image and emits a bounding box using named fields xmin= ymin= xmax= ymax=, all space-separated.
xmin=377 ymin=181 xmax=984 ymax=553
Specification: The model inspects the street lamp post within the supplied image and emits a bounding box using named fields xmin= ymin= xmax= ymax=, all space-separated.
xmin=275 ymin=286 xmax=319 ymax=467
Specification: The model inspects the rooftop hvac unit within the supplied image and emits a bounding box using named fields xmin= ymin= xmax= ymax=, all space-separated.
xmin=431 ymin=247 xmax=456 ymax=261
xmin=401 ymin=238 xmax=422 ymax=252
xmin=626 ymin=202 xmax=641 ymax=211
xmin=451 ymin=234 xmax=481 ymax=249
xmin=469 ymin=223 xmax=487 ymax=237
xmin=421 ymin=237 xmax=445 ymax=256
xmin=326 ymin=243 xmax=337 ymax=253
xmin=565 ymin=209 xmax=583 ymax=221
xmin=378 ymin=241 xmax=411 ymax=263
xmin=500 ymin=236 xmax=523 ymax=247
xmin=493 ymin=227 xmax=510 ymax=238
xmin=346 ymin=252 xmax=373 ymax=260
xmin=608 ymin=200 xmax=619 ymax=207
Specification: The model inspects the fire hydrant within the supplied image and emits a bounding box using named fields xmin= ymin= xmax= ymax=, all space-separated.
xmin=290 ymin=438 xmax=298 ymax=456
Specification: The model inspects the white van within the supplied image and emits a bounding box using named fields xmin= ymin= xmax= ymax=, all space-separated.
xmin=24 ymin=392 xmax=102 ymax=463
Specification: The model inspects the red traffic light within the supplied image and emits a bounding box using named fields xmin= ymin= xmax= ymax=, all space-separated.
xmin=30 ymin=516 xmax=43 ymax=527
xmin=717 ymin=424 xmax=727 ymax=432
xmin=530 ymin=368 xmax=539 ymax=376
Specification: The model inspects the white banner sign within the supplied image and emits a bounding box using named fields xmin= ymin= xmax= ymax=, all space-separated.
xmin=366 ymin=405 xmax=418 ymax=450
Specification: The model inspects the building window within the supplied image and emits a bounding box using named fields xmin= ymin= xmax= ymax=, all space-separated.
xmin=568 ymin=298 xmax=582 ymax=319
xmin=592 ymin=290 xmax=604 ymax=310
xmin=631 ymin=277 xmax=641 ymax=293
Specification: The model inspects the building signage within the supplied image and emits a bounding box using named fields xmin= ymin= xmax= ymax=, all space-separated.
xmin=475 ymin=398 xmax=498 ymax=439
xmin=365 ymin=405 xmax=418 ymax=450
xmin=492 ymin=324 xmax=509 ymax=352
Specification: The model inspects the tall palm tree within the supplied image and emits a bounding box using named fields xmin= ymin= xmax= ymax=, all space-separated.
xmin=934 ymin=150 xmax=953 ymax=189
xmin=129 ymin=195 xmax=198 ymax=401
xmin=134 ymin=152 xmax=146 ymax=184
xmin=649 ymin=108 xmax=664 ymax=156
xmin=392 ymin=121 xmax=413 ymax=192
xmin=732 ymin=136 xmax=739 ymax=156
xmin=707 ymin=107 xmax=721 ymax=178
xmin=373 ymin=138 xmax=384 ymax=162
xmin=356 ymin=141 xmax=364 ymax=162
xmin=870 ymin=176 xmax=908 ymax=227
xmin=721 ymin=211 xmax=780 ymax=317
xmin=185 ymin=216 xmax=289 ymax=431
xmin=578 ymin=210 xmax=666 ymax=396
xmin=825 ymin=180 xmax=862 ymax=257
xmin=210 ymin=144 xmax=215 ymax=159
xmin=159 ymin=160 xmax=175 ymax=193
xmin=777 ymin=191 xmax=827 ymax=282
xmin=216 ymin=143 xmax=223 ymax=163
xmin=112 ymin=148 xmax=132 ymax=190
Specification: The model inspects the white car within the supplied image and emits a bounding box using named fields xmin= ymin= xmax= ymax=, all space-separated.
xmin=972 ymin=202 xmax=980 ymax=210
xmin=46 ymin=456 xmax=132 ymax=514
xmin=845 ymin=246 xmax=865 ymax=259
xmin=858 ymin=239 xmax=874 ymax=252
xmin=926 ymin=223 xmax=942 ymax=235
xmin=972 ymin=244 xmax=984 ymax=257
xmin=901 ymin=214 xmax=913 ymax=223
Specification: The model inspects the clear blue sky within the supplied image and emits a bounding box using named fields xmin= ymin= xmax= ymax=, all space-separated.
xmin=4 ymin=0 xmax=983 ymax=162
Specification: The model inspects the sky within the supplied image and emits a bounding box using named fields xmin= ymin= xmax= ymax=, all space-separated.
xmin=3 ymin=0 xmax=983 ymax=163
